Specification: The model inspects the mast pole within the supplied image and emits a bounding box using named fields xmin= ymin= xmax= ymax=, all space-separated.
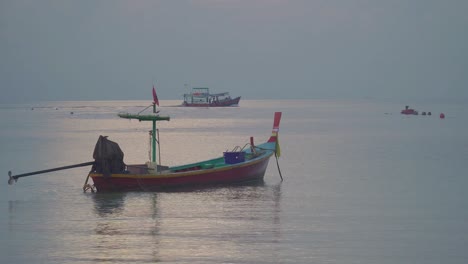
xmin=152 ymin=103 xmax=157 ymax=163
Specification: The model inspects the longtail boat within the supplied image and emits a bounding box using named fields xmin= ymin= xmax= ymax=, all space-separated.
xmin=87 ymin=112 xmax=282 ymax=192
xmin=8 ymin=88 xmax=282 ymax=192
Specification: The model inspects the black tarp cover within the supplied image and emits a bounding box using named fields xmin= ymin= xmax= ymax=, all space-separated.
xmin=92 ymin=136 xmax=125 ymax=177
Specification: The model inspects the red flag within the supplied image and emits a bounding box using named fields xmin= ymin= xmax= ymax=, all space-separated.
xmin=152 ymin=85 xmax=159 ymax=106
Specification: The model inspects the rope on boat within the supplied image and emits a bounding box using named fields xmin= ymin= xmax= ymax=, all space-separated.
xmin=82 ymin=172 xmax=96 ymax=193
xmin=148 ymin=131 xmax=152 ymax=161
xmin=137 ymin=104 xmax=153 ymax=115
xmin=275 ymin=151 xmax=283 ymax=181
xmin=246 ymin=144 xmax=284 ymax=182
xmin=148 ymin=129 xmax=161 ymax=165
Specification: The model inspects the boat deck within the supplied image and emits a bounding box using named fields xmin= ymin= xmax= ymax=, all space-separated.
xmin=125 ymin=151 xmax=267 ymax=175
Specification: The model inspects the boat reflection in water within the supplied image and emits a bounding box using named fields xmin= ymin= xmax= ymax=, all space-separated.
xmin=91 ymin=192 xmax=127 ymax=217
xmin=88 ymin=182 xmax=282 ymax=263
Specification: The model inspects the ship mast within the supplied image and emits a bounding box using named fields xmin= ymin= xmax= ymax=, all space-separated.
xmin=151 ymin=102 xmax=157 ymax=163
xmin=118 ymin=104 xmax=170 ymax=164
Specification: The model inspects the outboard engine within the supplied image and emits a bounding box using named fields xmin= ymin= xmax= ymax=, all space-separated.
xmin=92 ymin=136 xmax=125 ymax=177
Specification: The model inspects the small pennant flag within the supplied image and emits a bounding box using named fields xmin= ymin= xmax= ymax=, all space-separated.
xmin=152 ymin=85 xmax=159 ymax=106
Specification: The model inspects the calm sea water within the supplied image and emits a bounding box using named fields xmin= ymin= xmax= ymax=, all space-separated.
xmin=1 ymin=99 xmax=467 ymax=264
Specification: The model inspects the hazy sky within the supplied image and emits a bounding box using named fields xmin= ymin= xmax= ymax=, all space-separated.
xmin=1 ymin=0 xmax=467 ymax=103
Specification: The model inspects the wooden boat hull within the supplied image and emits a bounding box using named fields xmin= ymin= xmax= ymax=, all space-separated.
xmin=90 ymin=151 xmax=273 ymax=192
xmin=89 ymin=112 xmax=281 ymax=192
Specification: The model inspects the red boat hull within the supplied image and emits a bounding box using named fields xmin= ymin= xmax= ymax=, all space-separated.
xmin=90 ymin=153 xmax=272 ymax=192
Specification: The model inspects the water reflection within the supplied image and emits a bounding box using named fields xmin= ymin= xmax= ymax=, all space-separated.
xmin=90 ymin=192 xmax=162 ymax=262
xmin=91 ymin=192 xmax=127 ymax=217
xmin=88 ymin=183 xmax=283 ymax=263
xmin=8 ymin=200 xmax=19 ymax=232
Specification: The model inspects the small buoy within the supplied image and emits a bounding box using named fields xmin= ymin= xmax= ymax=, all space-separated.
xmin=428 ymin=112 xmax=431 ymax=116
xmin=440 ymin=113 xmax=445 ymax=119
xmin=70 ymin=112 xmax=74 ymax=115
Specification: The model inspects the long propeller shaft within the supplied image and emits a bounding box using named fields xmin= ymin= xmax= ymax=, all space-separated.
xmin=8 ymin=161 xmax=95 ymax=185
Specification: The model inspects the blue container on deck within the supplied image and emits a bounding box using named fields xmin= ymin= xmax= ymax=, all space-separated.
xmin=223 ymin=151 xmax=245 ymax=164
